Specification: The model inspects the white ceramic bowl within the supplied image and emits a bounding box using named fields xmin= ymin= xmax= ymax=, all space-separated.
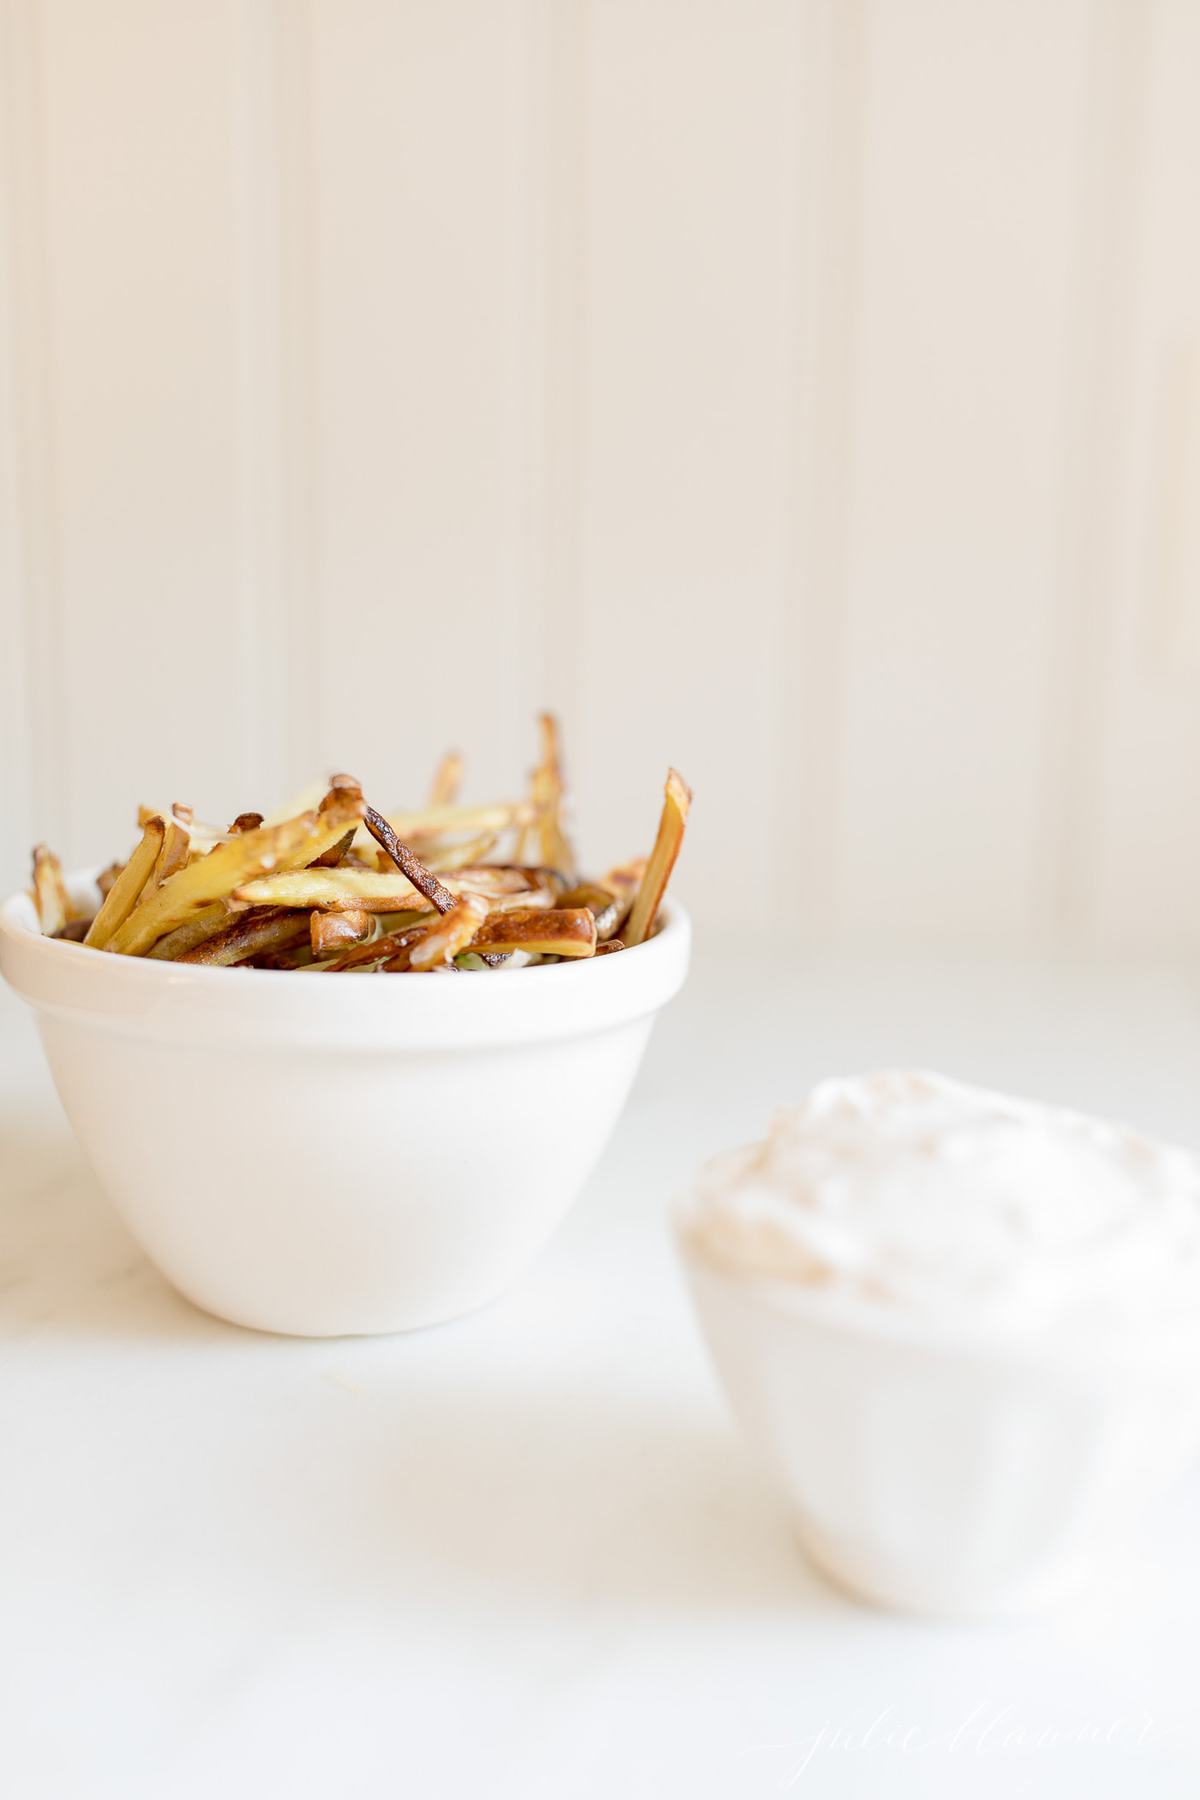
xmin=677 ymin=1240 xmax=1200 ymax=1617
xmin=0 ymin=878 xmax=689 ymax=1336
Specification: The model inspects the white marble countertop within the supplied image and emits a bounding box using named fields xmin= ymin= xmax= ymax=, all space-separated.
xmin=2 ymin=943 xmax=1199 ymax=1799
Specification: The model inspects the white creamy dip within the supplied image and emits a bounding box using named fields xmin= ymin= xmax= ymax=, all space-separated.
xmin=683 ymin=1071 xmax=1200 ymax=1329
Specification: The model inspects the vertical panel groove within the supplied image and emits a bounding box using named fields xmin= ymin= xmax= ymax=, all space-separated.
xmin=529 ymin=0 xmax=588 ymax=736
xmin=773 ymin=0 xmax=867 ymax=929
xmin=231 ymin=0 xmax=287 ymax=803
xmin=1039 ymin=0 xmax=1153 ymax=942
xmin=1 ymin=0 xmax=63 ymax=861
xmin=276 ymin=0 xmax=321 ymax=778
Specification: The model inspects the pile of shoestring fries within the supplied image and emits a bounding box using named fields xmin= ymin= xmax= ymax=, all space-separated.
xmin=29 ymin=717 xmax=690 ymax=973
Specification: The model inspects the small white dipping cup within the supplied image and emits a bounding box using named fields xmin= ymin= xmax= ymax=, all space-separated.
xmin=676 ymin=1234 xmax=1200 ymax=1617
xmin=1 ymin=877 xmax=689 ymax=1336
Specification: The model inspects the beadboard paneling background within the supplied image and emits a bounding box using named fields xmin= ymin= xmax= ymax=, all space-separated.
xmin=3 ymin=0 xmax=1200 ymax=948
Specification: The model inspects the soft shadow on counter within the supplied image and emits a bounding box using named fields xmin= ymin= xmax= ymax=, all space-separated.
xmin=310 ymin=1375 xmax=854 ymax=1625
xmin=0 ymin=1110 xmax=230 ymax=1345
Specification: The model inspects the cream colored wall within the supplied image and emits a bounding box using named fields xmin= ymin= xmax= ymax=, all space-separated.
xmin=2 ymin=0 xmax=1199 ymax=947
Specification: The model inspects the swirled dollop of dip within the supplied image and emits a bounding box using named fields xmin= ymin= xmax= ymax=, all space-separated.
xmin=682 ymin=1071 xmax=1200 ymax=1329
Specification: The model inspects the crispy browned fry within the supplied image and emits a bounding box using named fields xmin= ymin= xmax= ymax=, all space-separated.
xmin=409 ymin=893 xmax=489 ymax=970
xmin=602 ymin=857 xmax=646 ymax=895
xmin=428 ymin=751 xmax=463 ymax=807
xmin=30 ymin=845 xmax=70 ymax=936
xmin=107 ymin=812 xmax=322 ymax=956
xmin=440 ymin=865 xmax=560 ymax=909
xmin=363 ymin=806 xmax=457 ymax=914
xmin=321 ymin=773 xmax=363 ymax=808
xmin=53 ymin=917 xmax=93 ymax=942
xmin=310 ymin=828 xmax=357 ymax=870
xmin=623 ymin=769 xmax=691 ymax=947
xmin=531 ymin=711 xmax=574 ymax=875
xmin=559 ymin=883 xmax=621 ymax=940
xmin=593 ymin=939 xmax=625 ymax=956
xmin=177 ymin=909 xmax=310 ymax=967
xmin=145 ymin=904 xmax=231 ymax=960
xmin=95 ymin=861 xmax=123 ymax=900
xmin=85 ymin=816 xmax=166 ymax=950
xmin=253 ymin=944 xmax=316 ymax=971
xmin=310 ymin=908 xmax=374 ymax=955
xmin=152 ymin=806 xmax=192 ymax=886
xmin=470 ymin=907 xmax=596 ymax=959
xmin=228 ymin=811 xmax=264 ymax=834
xmin=321 ymin=923 xmax=434 ymax=973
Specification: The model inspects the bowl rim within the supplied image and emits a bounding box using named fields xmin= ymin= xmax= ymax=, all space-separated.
xmin=0 ymin=872 xmax=691 ymax=1049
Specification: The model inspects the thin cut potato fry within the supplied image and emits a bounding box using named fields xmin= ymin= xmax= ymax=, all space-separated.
xmin=531 ymin=711 xmax=574 ymax=875
xmin=146 ymin=904 xmax=231 ymax=961
xmin=409 ymin=893 xmax=489 ymax=970
xmin=177 ymin=910 xmax=310 ymax=967
xmin=600 ymin=860 xmax=647 ymax=907
xmin=152 ymin=806 xmax=192 ymax=887
xmin=623 ymin=769 xmax=691 ymax=948
xmin=593 ymin=939 xmax=625 ymax=956
xmin=364 ymin=807 xmax=457 ymax=915
xmin=559 ymin=883 xmax=621 ymax=941
xmin=108 ymin=812 xmax=322 ymax=956
xmin=323 ymin=923 xmax=434 ymax=973
xmin=231 ymin=869 xmax=423 ymax=912
xmin=95 ymin=861 xmax=123 ymax=900
xmin=310 ymin=827 xmax=357 ymax=870
xmin=383 ymin=801 xmax=531 ymax=841
xmin=310 ymin=908 xmax=375 ymax=955
xmin=31 ymin=845 xmax=71 ymax=936
xmin=469 ymin=907 xmax=597 ymax=959
xmin=85 ymin=816 xmax=166 ymax=950
xmin=428 ymin=751 xmax=463 ymax=807
xmin=423 ymin=832 xmax=499 ymax=873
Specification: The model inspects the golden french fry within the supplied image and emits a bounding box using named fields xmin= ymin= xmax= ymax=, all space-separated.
xmin=383 ymin=801 xmax=531 ymax=840
xmin=152 ymin=806 xmax=192 ymax=887
xmin=593 ymin=939 xmax=625 ymax=956
xmin=623 ymin=769 xmax=691 ymax=947
xmin=108 ymin=812 xmax=321 ymax=956
xmin=469 ymin=907 xmax=596 ymax=959
xmin=228 ymin=811 xmax=264 ymax=835
xmin=423 ymin=832 xmax=499 ymax=873
xmin=95 ymin=861 xmax=123 ymax=900
xmin=409 ymin=893 xmax=489 ymax=970
xmin=30 ymin=846 xmax=70 ymax=936
xmin=145 ymin=904 xmax=231 ymax=960
xmin=559 ymin=883 xmax=621 ymax=940
xmin=531 ymin=711 xmax=574 ymax=875
xmin=84 ymin=816 xmax=166 ymax=949
xmin=232 ymin=869 xmax=422 ymax=912
xmin=177 ymin=910 xmax=310 ymax=967
xmin=428 ymin=752 xmax=463 ymax=807
xmin=310 ymin=908 xmax=375 ymax=955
